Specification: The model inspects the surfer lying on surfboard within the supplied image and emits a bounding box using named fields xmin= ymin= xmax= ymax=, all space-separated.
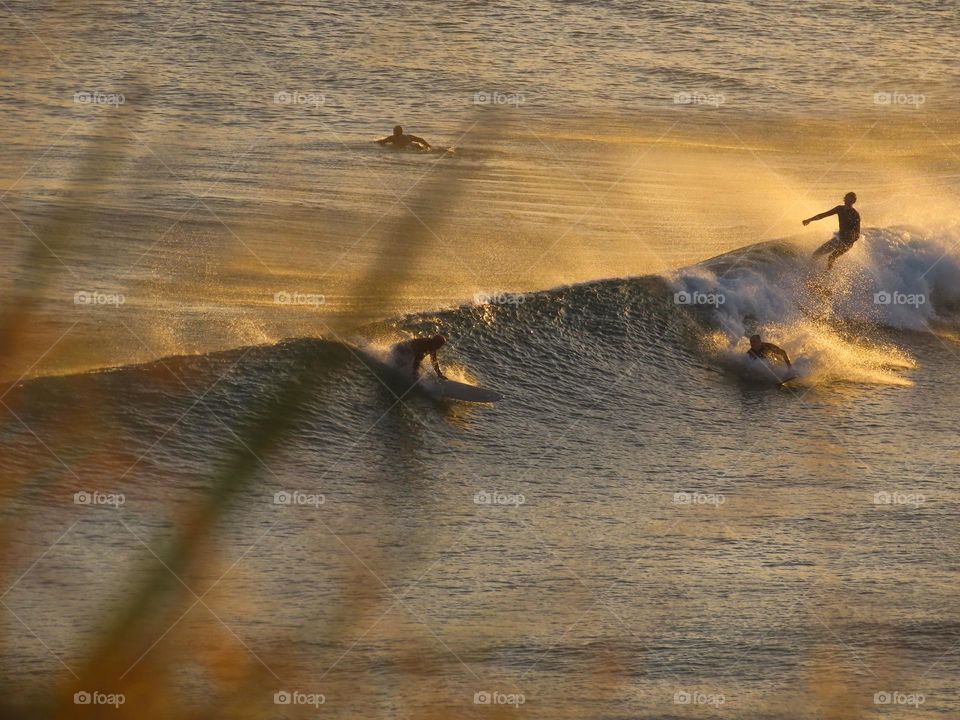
xmin=747 ymin=334 xmax=791 ymax=367
xmin=392 ymin=335 xmax=447 ymax=380
xmin=375 ymin=125 xmax=431 ymax=151
xmin=803 ymin=191 xmax=861 ymax=271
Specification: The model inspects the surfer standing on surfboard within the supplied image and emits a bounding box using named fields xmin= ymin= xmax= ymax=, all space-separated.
xmin=747 ymin=334 xmax=791 ymax=367
xmin=392 ymin=335 xmax=447 ymax=380
xmin=803 ymin=191 xmax=861 ymax=271
xmin=375 ymin=125 xmax=432 ymax=151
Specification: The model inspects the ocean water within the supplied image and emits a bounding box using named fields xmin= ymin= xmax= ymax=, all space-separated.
xmin=2 ymin=2 xmax=960 ymax=718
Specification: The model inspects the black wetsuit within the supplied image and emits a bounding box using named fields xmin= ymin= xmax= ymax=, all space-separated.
xmin=809 ymin=202 xmax=861 ymax=270
xmin=832 ymin=205 xmax=861 ymax=243
xmin=394 ymin=337 xmax=444 ymax=377
xmin=379 ymin=133 xmax=429 ymax=150
xmin=403 ymin=337 xmax=436 ymax=367
xmin=748 ymin=343 xmax=791 ymax=365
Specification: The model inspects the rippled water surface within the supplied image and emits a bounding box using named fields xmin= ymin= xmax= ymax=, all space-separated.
xmin=2 ymin=2 xmax=960 ymax=718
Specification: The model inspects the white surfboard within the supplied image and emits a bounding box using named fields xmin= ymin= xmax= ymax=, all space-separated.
xmin=421 ymin=377 xmax=502 ymax=403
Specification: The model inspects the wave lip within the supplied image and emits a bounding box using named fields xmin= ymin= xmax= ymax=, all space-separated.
xmin=663 ymin=227 xmax=957 ymax=386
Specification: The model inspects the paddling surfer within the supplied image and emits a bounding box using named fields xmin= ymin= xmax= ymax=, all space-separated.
xmin=375 ymin=125 xmax=431 ymax=151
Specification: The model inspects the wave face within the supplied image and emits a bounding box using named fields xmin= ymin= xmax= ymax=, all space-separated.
xmin=11 ymin=226 xmax=959 ymax=409
xmin=671 ymin=227 xmax=960 ymax=333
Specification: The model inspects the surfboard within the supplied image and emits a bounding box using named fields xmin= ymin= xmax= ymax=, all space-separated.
xmin=422 ymin=377 xmax=502 ymax=403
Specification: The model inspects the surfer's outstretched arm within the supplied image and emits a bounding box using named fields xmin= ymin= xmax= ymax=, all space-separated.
xmin=802 ymin=207 xmax=839 ymax=226
xmin=375 ymin=136 xmax=394 ymax=145
xmin=408 ymin=134 xmax=431 ymax=149
xmin=430 ymin=351 xmax=445 ymax=379
xmin=772 ymin=347 xmax=791 ymax=366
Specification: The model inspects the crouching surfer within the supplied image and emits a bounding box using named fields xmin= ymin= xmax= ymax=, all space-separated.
xmin=747 ymin=334 xmax=791 ymax=367
xmin=392 ymin=335 xmax=447 ymax=381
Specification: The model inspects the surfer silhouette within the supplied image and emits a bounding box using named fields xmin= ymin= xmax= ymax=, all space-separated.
xmin=393 ymin=335 xmax=447 ymax=380
xmin=375 ymin=125 xmax=431 ymax=151
xmin=804 ymin=191 xmax=861 ymax=271
xmin=747 ymin=334 xmax=791 ymax=367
